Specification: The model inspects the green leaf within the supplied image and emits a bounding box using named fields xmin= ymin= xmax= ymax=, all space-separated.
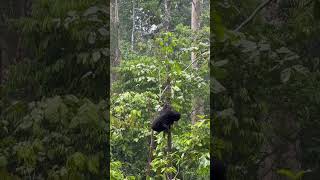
xmin=281 ymin=68 xmax=291 ymax=83
xmin=212 ymin=77 xmax=226 ymax=93
xmin=98 ymin=27 xmax=108 ymax=36
xmin=67 ymin=152 xmax=87 ymax=171
xmin=70 ymin=101 xmax=100 ymax=128
xmin=241 ymin=40 xmax=257 ymax=52
xmin=44 ymin=96 xmax=68 ymax=123
xmin=213 ymin=59 xmax=228 ymax=67
xmin=173 ymin=63 xmax=182 ymax=74
xmin=92 ymin=51 xmax=101 ymax=62
xmin=277 ymin=47 xmax=292 ymax=54
xmin=81 ymin=71 xmax=93 ymax=79
xmin=284 ymin=54 xmax=299 ymax=61
xmin=19 ymin=120 xmax=33 ymax=130
xmin=77 ymin=52 xmax=89 ymax=64
xmin=259 ymin=43 xmax=270 ymax=51
xmin=83 ymin=6 xmax=100 ymax=16
xmin=101 ymin=48 xmax=109 ymax=56
xmin=87 ymin=155 xmax=100 ymax=174
xmin=88 ymin=32 xmax=96 ymax=44
xmin=277 ymin=169 xmax=293 ymax=178
xmin=292 ymin=65 xmax=309 ymax=75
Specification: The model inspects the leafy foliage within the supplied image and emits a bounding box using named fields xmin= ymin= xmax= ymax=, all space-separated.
xmin=110 ymin=0 xmax=210 ymax=178
xmin=0 ymin=0 xmax=109 ymax=179
xmin=0 ymin=96 xmax=108 ymax=179
xmin=212 ymin=0 xmax=320 ymax=179
xmin=4 ymin=0 xmax=108 ymax=101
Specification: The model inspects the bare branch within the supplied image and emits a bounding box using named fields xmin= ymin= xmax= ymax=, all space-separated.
xmin=183 ymin=51 xmax=209 ymax=72
xmin=159 ymin=85 xmax=169 ymax=100
xmin=234 ymin=0 xmax=274 ymax=32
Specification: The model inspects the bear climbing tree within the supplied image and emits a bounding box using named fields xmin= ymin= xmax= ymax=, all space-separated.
xmin=151 ymin=106 xmax=181 ymax=132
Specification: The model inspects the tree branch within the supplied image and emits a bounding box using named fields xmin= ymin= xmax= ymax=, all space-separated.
xmin=234 ymin=0 xmax=274 ymax=32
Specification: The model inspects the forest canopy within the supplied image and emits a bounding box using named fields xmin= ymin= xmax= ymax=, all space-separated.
xmin=110 ymin=0 xmax=210 ymax=179
xmin=1 ymin=0 xmax=320 ymax=179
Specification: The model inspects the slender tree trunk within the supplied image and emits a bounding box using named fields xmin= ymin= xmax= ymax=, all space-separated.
xmin=191 ymin=0 xmax=203 ymax=124
xmin=164 ymin=0 xmax=171 ymax=30
xmin=111 ymin=0 xmax=121 ymax=65
xmin=131 ymin=0 xmax=135 ymax=51
xmin=191 ymin=0 xmax=201 ymax=65
xmin=110 ymin=0 xmax=121 ymax=83
xmin=114 ymin=0 xmax=120 ymax=66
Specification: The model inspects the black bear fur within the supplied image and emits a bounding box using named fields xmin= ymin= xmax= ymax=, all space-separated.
xmin=151 ymin=108 xmax=181 ymax=132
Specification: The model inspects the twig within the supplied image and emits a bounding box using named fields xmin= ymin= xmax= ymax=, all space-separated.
xmin=173 ymin=164 xmax=180 ymax=179
xmin=234 ymin=0 xmax=274 ymax=32
xmin=159 ymin=85 xmax=169 ymax=100
xmin=183 ymin=52 xmax=208 ymax=72
xmin=184 ymin=57 xmax=201 ymax=71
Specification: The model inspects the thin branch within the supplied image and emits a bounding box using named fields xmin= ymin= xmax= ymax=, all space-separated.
xmin=183 ymin=51 xmax=208 ymax=72
xmin=173 ymin=164 xmax=180 ymax=179
xmin=234 ymin=0 xmax=274 ymax=32
xmin=159 ymin=85 xmax=169 ymax=100
xmin=184 ymin=57 xmax=200 ymax=71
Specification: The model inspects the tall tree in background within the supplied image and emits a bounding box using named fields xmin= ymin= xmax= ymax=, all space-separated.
xmin=191 ymin=0 xmax=203 ymax=124
xmin=131 ymin=0 xmax=135 ymax=51
xmin=191 ymin=0 xmax=201 ymax=62
xmin=164 ymin=0 xmax=171 ymax=30
xmin=111 ymin=0 xmax=121 ymax=65
xmin=111 ymin=0 xmax=121 ymax=83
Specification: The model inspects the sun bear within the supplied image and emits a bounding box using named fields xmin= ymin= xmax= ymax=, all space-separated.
xmin=151 ymin=107 xmax=181 ymax=132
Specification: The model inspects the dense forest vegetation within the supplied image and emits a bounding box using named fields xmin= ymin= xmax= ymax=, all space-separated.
xmin=0 ymin=0 xmax=210 ymax=179
xmin=0 ymin=0 xmax=109 ymax=179
xmin=1 ymin=0 xmax=320 ymax=180
xmin=212 ymin=0 xmax=320 ymax=179
xmin=110 ymin=0 xmax=210 ymax=179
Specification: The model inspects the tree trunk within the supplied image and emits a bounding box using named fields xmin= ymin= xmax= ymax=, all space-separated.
xmin=131 ymin=0 xmax=135 ymax=51
xmin=110 ymin=0 xmax=121 ymax=83
xmin=191 ymin=0 xmax=201 ymax=65
xmin=191 ymin=0 xmax=203 ymax=124
xmin=164 ymin=0 xmax=171 ymax=30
